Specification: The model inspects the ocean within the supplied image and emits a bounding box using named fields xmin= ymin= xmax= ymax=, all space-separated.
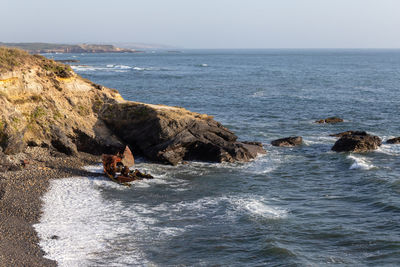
xmin=34 ymin=50 xmax=400 ymax=266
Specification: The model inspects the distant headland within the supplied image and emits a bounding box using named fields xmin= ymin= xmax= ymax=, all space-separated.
xmin=0 ymin=42 xmax=139 ymax=54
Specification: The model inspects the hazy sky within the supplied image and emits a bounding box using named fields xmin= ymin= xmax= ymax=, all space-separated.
xmin=1 ymin=0 xmax=400 ymax=48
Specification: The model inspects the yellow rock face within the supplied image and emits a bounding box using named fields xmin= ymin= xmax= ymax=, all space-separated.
xmin=0 ymin=49 xmax=124 ymax=148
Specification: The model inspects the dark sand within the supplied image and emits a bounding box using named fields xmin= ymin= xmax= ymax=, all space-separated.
xmin=0 ymin=147 xmax=103 ymax=266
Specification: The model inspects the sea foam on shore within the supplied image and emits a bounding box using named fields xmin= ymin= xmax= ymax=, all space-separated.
xmin=33 ymin=176 xmax=149 ymax=266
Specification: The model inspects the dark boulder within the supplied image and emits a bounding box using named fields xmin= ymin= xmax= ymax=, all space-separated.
xmin=0 ymin=152 xmax=11 ymax=172
xmin=50 ymin=126 xmax=77 ymax=156
xmin=0 ymin=125 xmax=27 ymax=155
xmin=316 ymin=117 xmax=343 ymax=124
xmin=271 ymin=136 xmax=303 ymax=147
xmin=387 ymin=137 xmax=400 ymax=144
xmin=331 ymin=131 xmax=381 ymax=152
xmin=101 ymin=103 xmax=266 ymax=165
xmin=0 ymin=151 xmax=22 ymax=172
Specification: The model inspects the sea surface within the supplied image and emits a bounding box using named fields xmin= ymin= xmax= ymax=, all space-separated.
xmin=35 ymin=50 xmax=400 ymax=266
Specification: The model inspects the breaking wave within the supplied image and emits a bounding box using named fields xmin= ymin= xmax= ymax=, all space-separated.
xmin=347 ymin=155 xmax=376 ymax=170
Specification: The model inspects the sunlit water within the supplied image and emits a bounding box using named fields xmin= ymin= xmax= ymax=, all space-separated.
xmin=35 ymin=50 xmax=400 ymax=266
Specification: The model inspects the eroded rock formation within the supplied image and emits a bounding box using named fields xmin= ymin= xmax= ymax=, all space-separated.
xmin=0 ymin=47 xmax=265 ymax=165
xmin=100 ymin=102 xmax=266 ymax=165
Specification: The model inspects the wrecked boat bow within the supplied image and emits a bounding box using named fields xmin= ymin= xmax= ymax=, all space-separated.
xmin=101 ymin=146 xmax=153 ymax=186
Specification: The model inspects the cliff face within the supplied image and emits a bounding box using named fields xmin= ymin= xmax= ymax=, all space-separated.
xmin=0 ymin=48 xmax=265 ymax=164
xmin=0 ymin=48 xmax=125 ymax=156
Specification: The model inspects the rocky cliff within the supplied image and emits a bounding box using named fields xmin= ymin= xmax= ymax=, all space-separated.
xmin=0 ymin=47 xmax=265 ymax=165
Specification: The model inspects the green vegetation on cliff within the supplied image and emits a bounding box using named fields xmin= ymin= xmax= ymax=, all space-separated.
xmin=0 ymin=47 xmax=72 ymax=77
xmin=0 ymin=47 xmax=30 ymax=71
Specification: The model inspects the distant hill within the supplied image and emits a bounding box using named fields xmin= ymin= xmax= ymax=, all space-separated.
xmin=0 ymin=42 xmax=136 ymax=53
xmin=113 ymin=42 xmax=180 ymax=50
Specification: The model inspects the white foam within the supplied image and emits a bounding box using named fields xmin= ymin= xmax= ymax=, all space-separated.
xmin=82 ymin=164 xmax=103 ymax=174
xmin=71 ymin=65 xmax=130 ymax=73
xmin=114 ymin=65 xmax=131 ymax=70
xmin=251 ymin=91 xmax=265 ymax=98
xmin=303 ymin=136 xmax=336 ymax=146
xmin=347 ymin=155 xmax=376 ymax=170
xmin=240 ymin=153 xmax=277 ymax=174
xmin=168 ymin=195 xmax=288 ymax=220
xmin=34 ymin=177 xmax=143 ymax=266
xmin=35 ymin=173 xmax=287 ymax=265
xmin=133 ymin=66 xmax=161 ymax=71
xmin=228 ymin=197 xmax=288 ymax=219
xmin=175 ymin=152 xmax=276 ymax=176
xmin=377 ymin=143 xmax=400 ymax=156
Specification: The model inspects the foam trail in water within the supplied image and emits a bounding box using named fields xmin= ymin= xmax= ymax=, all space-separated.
xmin=169 ymin=195 xmax=288 ymax=220
xmin=35 ymin=174 xmax=287 ymax=266
xmin=34 ymin=177 xmax=154 ymax=266
xmin=377 ymin=143 xmax=400 ymax=156
xmin=71 ymin=65 xmax=131 ymax=73
xmin=303 ymin=136 xmax=336 ymax=146
xmin=229 ymin=197 xmax=288 ymax=219
xmin=347 ymin=155 xmax=376 ymax=170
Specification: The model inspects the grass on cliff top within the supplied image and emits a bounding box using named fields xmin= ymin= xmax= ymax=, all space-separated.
xmin=0 ymin=47 xmax=30 ymax=71
xmin=0 ymin=47 xmax=72 ymax=78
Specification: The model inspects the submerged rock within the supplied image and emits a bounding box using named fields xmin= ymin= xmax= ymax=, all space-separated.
xmin=101 ymin=102 xmax=266 ymax=165
xmin=387 ymin=137 xmax=400 ymax=144
xmin=271 ymin=136 xmax=302 ymax=147
xmin=330 ymin=131 xmax=367 ymax=138
xmin=315 ymin=117 xmax=343 ymax=124
xmin=331 ymin=131 xmax=381 ymax=152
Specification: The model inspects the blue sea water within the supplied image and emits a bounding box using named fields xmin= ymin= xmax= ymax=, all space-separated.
xmin=35 ymin=50 xmax=400 ymax=266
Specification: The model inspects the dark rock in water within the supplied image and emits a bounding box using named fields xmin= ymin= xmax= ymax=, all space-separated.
xmin=315 ymin=117 xmax=343 ymax=124
xmin=387 ymin=137 xmax=400 ymax=144
xmin=330 ymin=131 xmax=367 ymax=138
xmin=271 ymin=136 xmax=303 ymax=147
xmin=101 ymin=103 xmax=266 ymax=165
xmin=55 ymin=59 xmax=80 ymax=63
xmin=331 ymin=132 xmax=381 ymax=152
xmin=50 ymin=235 xmax=60 ymax=240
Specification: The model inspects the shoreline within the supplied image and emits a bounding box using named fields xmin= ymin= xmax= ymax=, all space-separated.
xmin=0 ymin=147 xmax=102 ymax=266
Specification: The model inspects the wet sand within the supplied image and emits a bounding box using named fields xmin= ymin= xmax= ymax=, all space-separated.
xmin=0 ymin=147 xmax=102 ymax=266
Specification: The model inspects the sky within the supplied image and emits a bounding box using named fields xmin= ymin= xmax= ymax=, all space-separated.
xmin=1 ymin=0 xmax=400 ymax=48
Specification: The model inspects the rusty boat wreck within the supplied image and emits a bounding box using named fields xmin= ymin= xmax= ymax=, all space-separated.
xmin=101 ymin=146 xmax=153 ymax=186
